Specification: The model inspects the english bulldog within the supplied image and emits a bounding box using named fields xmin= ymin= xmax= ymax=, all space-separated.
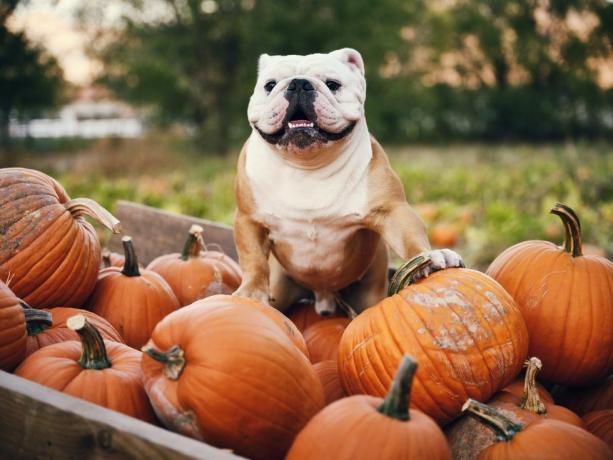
xmin=233 ymin=48 xmax=463 ymax=315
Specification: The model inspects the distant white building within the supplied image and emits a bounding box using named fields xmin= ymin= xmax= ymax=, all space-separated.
xmin=9 ymin=87 xmax=145 ymax=139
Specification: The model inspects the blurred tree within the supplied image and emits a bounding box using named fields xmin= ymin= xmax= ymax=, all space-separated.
xmin=0 ymin=0 xmax=65 ymax=151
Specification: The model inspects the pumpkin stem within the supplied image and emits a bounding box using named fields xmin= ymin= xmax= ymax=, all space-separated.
xmin=23 ymin=306 xmax=52 ymax=336
xmin=67 ymin=315 xmax=112 ymax=370
xmin=142 ymin=345 xmax=185 ymax=380
xmin=377 ymin=355 xmax=417 ymax=421
xmin=121 ymin=236 xmax=141 ymax=277
xmin=64 ymin=198 xmax=121 ymax=234
xmin=101 ymin=248 xmax=112 ymax=268
xmin=388 ymin=255 xmax=432 ymax=295
xmin=520 ymin=357 xmax=547 ymax=414
xmin=181 ymin=225 xmax=206 ymax=261
xmin=462 ymin=399 xmax=523 ymax=442
xmin=550 ymin=203 xmax=582 ymax=257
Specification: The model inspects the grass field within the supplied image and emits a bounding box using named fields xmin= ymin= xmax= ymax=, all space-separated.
xmin=6 ymin=134 xmax=612 ymax=269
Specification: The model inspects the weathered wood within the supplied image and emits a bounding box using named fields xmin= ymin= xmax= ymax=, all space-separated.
xmin=0 ymin=371 xmax=244 ymax=460
xmin=107 ymin=201 xmax=237 ymax=265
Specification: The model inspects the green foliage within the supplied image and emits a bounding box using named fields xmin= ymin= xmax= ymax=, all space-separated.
xmin=12 ymin=137 xmax=612 ymax=269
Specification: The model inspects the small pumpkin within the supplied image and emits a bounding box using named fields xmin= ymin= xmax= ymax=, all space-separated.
xmin=0 ymin=280 xmax=30 ymax=370
xmin=338 ymin=254 xmax=529 ymax=424
xmin=583 ymin=410 xmax=613 ymax=449
xmin=313 ymin=360 xmax=345 ymax=405
xmin=24 ymin=306 xmax=124 ymax=357
xmin=286 ymin=355 xmax=451 ymax=460
xmin=461 ymin=399 xmax=611 ymax=460
xmin=303 ymin=317 xmax=350 ymax=364
xmin=88 ymin=236 xmax=180 ymax=349
xmin=101 ymin=249 xmax=125 ymax=268
xmin=552 ymin=376 xmax=612 ymax=416
xmin=286 ymin=299 xmax=345 ymax=333
xmin=487 ymin=203 xmax=613 ymax=386
xmin=147 ymin=225 xmax=242 ymax=306
xmin=15 ymin=315 xmax=156 ymax=423
xmin=446 ymin=358 xmax=583 ymax=459
xmin=141 ymin=297 xmax=324 ymax=460
xmin=429 ymin=223 xmax=460 ymax=248
xmin=0 ymin=168 xmax=120 ymax=307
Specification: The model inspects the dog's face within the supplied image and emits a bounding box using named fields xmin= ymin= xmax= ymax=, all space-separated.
xmin=248 ymin=48 xmax=366 ymax=153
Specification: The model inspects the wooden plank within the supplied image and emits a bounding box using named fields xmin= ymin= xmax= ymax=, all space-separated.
xmin=0 ymin=371 xmax=244 ymax=460
xmin=107 ymin=201 xmax=237 ymax=265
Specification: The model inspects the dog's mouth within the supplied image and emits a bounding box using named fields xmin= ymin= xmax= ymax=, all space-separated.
xmin=256 ymin=105 xmax=355 ymax=148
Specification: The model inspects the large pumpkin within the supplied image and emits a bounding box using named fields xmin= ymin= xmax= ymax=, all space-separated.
xmin=25 ymin=306 xmax=124 ymax=357
xmin=338 ymin=254 xmax=529 ymax=425
xmin=141 ymin=297 xmax=325 ymax=460
xmin=487 ymin=203 xmax=613 ymax=386
xmin=461 ymin=399 xmax=611 ymax=459
xmin=88 ymin=236 xmax=180 ymax=349
xmin=0 ymin=280 xmax=30 ymax=370
xmin=286 ymin=355 xmax=451 ymax=460
xmin=147 ymin=225 xmax=242 ymax=306
xmin=0 ymin=168 xmax=120 ymax=307
xmin=15 ymin=315 xmax=156 ymax=423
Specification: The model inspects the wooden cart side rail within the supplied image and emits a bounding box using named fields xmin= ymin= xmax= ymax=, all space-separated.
xmin=107 ymin=201 xmax=237 ymax=265
xmin=0 ymin=371 xmax=244 ymax=460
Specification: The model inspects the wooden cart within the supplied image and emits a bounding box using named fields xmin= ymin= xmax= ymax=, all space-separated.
xmin=0 ymin=201 xmax=246 ymax=459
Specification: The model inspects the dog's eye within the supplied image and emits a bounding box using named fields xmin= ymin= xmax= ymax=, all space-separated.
xmin=325 ymin=80 xmax=341 ymax=92
xmin=264 ymin=80 xmax=276 ymax=93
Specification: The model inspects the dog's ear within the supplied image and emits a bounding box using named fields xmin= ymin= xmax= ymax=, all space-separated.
xmin=258 ymin=54 xmax=272 ymax=75
xmin=330 ymin=48 xmax=365 ymax=75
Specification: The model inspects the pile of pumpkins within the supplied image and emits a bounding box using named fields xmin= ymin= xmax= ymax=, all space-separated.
xmin=0 ymin=167 xmax=611 ymax=460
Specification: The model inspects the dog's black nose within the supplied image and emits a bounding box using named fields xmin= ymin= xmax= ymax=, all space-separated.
xmin=287 ymin=79 xmax=314 ymax=92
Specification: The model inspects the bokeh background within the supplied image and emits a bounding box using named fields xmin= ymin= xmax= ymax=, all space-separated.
xmin=1 ymin=0 xmax=612 ymax=268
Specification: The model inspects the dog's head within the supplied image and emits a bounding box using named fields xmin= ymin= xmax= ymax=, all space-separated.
xmin=248 ymin=48 xmax=366 ymax=154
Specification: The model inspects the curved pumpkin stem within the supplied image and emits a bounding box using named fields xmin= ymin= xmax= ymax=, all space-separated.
xmin=463 ymin=399 xmax=523 ymax=441
xmin=181 ymin=225 xmax=206 ymax=261
xmin=23 ymin=306 xmax=52 ymax=336
xmin=121 ymin=236 xmax=141 ymax=277
xmin=64 ymin=198 xmax=121 ymax=234
xmin=520 ymin=357 xmax=547 ymax=414
xmin=378 ymin=355 xmax=417 ymax=421
xmin=142 ymin=345 xmax=186 ymax=380
xmin=67 ymin=315 xmax=112 ymax=370
xmin=550 ymin=203 xmax=582 ymax=257
xmin=388 ymin=255 xmax=432 ymax=295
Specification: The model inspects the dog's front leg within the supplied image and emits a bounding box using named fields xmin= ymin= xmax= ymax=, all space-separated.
xmin=233 ymin=211 xmax=271 ymax=303
xmin=372 ymin=202 xmax=464 ymax=280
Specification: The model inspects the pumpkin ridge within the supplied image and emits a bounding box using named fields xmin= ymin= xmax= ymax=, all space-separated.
xmin=0 ymin=200 xmax=59 ymax=235
xmin=9 ymin=217 xmax=77 ymax=295
xmin=550 ymin=251 xmax=575 ymax=381
xmin=577 ymin=261 xmax=596 ymax=381
xmin=392 ymin=293 xmax=459 ymax=420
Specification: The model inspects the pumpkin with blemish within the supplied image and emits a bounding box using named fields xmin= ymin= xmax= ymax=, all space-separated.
xmin=487 ymin=203 xmax=613 ymax=386
xmin=338 ymin=254 xmax=529 ymax=425
xmin=0 ymin=168 xmax=121 ymax=308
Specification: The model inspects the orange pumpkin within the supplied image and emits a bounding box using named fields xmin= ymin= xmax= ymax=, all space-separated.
xmin=286 ymin=299 xmax=345 ymax=333
xmin=338 ymin=254 xmax=529 ymax=424
xmin=141 ymin=297 xmax=325 ymax=460
xmin=187 ymin=294 xmax=308 ymax=357
xmin=25 ymin=306 xmax=124 ymax=357
xmin=0 ymin=168 xmax=120 ymax=307
xmin=446 ymin=358 xmax=582 ymax=459
xmin=147 ymin=225 xmax=242 ymax=306
xmin=286 ymin=355 xmax=451 ymax=460
xmin=313 ymin=360 xmax=345 ymax=405
xmin=461 ymin=399 xmax=611 ymax=460
xmin=552 ymin=376 xmax=612 ymax=416
xmin=0 ymin=280 xmax=30 ymax=370
xmin=303 ymin=317 xmax=350 ymax=364
xmin=487 ymin=203 xmax=613 ymax=386
xmin=88 ymin=236 xmax=180 ymax=349
xmin=429 ymin=223 xmax=460 ymax=248
xmin=15 ymin=315 xmax=156 ymax=423
xmin=583 ymin=410 xmax=613 ymax=449
xmin=101 ymin=249 xmax=125 ymax=268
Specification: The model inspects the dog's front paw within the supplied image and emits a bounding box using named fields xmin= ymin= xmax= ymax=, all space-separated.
xmin=412 ymin=248 xmax=465 ymax=281
xmin=233 ymin=284 xmax=270 ymax=304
